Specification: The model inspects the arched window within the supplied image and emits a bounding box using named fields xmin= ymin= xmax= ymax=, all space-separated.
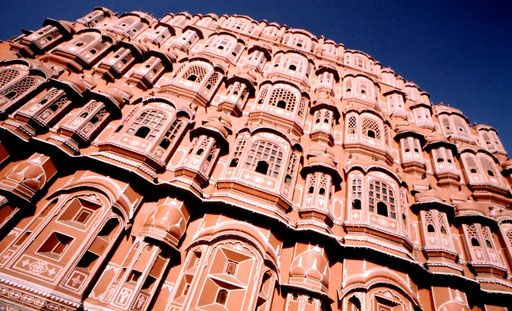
xmin=362 ymin=118 xmax=381 ymax=139
xmin=1 ymin=76 xmax=37 ymax=101
xmin=348 ymin=296 xmax=361 ymax=311
xmin=369 ymin=180 xmax=395 ymax=219
xmin=0 ymin=68 xmax=21 ymax=88
xmin=127 ymin=110 xmax=167 ymax=141
xmin=245 ymin=141 xmax=283 ymax=178
xmin=268 ymin=88 xmax=297 ymax=112
xmin=182 ymin=65 xmax=207 ymax=84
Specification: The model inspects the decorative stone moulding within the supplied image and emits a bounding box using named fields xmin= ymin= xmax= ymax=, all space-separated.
xmin=0 ymin=7 xmax=510 ymax=311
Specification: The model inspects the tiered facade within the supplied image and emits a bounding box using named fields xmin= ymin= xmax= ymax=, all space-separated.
xmin=0 ymin=8 xmax=511 ymax=311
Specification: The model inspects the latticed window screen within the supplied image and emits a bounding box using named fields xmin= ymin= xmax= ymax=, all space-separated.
xmin=440 ymin=116 xmax=453 ymax=134
xmin=257 ymin=86 xmax=269 ymax=104
xmin=35 ymin=88 xmax=61 ymax=106
xmin=160 ymin=118 xmax=184 ymax=149
xmin=480 ymin=157 xmax=497 ymax=178
xmin=465 ymin=156 xmax=478 ymax=174
xmin=229 ymin=138 xmax=246 ymax=167
xmin=481 ymin=226 xmax=494 ymax=249
xmin=352 ymin=178 xmax=362 ymax=199
xmin=245 ymin=141 xmax=283 ymax=178
xmin=39 ymin=95 xmax=71 ymax=121
xmin=362 ymin=118 xmax=381 ymax=139
xmin=436 ymin=211 xmax=447 ymax=232
xmin=424 ymin=210 xmax=435 ymax=229
xmin=482 ymin=132 xmax=492 ymax=146
xmin=127 ymin=110 xmax=167 ymax=141
xmin=286 ymin=152 xmax=297 ymax=177
xmin=182 ymin=65 xmax=207 ymax=83
xmin=307 ymin=174 xmax=317 ymax=192
xmin=369 ymin=180 xmax=396 ymax=219
xmin=297 ymin=97 xmax=307 ymax=117
xmin=1 ymin=76 xmax=37 ymax=100
xmin=319 ymin=174 xmax=328 ymax=194
xmin=0 ymin=69 xmax=20 ymax=89
xmin=205 ymin=72 xmax=219 ymax=90
xmin=507 ymin=230 xmax=512 ymax=247
xmin=348 ymin=115 xmax=357 ymax=134
xmin=173 ymin=64 xmax=186 ymax=78
xmin=453 ymin=117 xmax=468 ymax=134
xmin=268 ymin=88 xmax=296 ymax=112
xmin=73 ymin=34 xmax=96 ymax=47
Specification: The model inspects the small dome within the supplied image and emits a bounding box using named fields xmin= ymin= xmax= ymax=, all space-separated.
xmin=289 ymin=245 xmax=330 ymax=293
xmin=142 ymin=198 xmax=188 ymax=247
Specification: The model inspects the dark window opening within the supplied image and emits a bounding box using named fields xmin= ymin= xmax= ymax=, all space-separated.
xmin=135 ymin=126 xmax=150 ymax=138
xmin=98 ymin=218 xmax=119 ymax=240
xmin=206 ymin=84 xmax=212 ymax=89
xmin=196 ymin=149 xmax=204 ymax=156
xmin=352 ymin=199 xmax=361 ymax=210
xmin=284 ymin=174 xmax=292 ymax=185
xmin=128 ymin=270 xmax=142 ymax=283
xmin=471 ymin=237 xmax=480 ymax=247
xmin=470 ymin=168 xmax=477 ymax=173
xmin=229 ymin=158 xmax=239 ymax=167
xmin=427 ymin=224 xmax=435 ymax=232
xmin=308 ymin=186 xmax=314 ymax=194
xmin=377 ymin=202 xmax=388 ymax=217
xmin=5 ymin=91 xmax=17 ymax=99
xmin=115 ymin=125 xmax=123 ymax=132
xmin=160 ymin=138 xmax=170 ymax=149
xmin=187 ymin=75 xmax=197 ymax=82
xmin=437 ymin=158 xmax=444 ymax=163
xmin=90 ymin=49 xmax=96 ymax=54
xmin=367 ymin=130 xmax=375 ymax=138
xmin=289 ymin=65 xmax=296 ymax=71
xmin=277 ymin=100 xmax=287 ymax=109
xmin=49 ymin=104 xmax=59 ymax=111
xmin=206 ymin=154 xmax=213 ymax=162
xmin=440 ymin=226 xmax=447 ymax=234
xmin=38 ymin=232 xmax=73 ymax=255
xmin=75 ymin=42 xmax=84 ymax=47
xmin=216 ymin=289 xmax=228 ymax=305
xmin=319 ymin=188 xmax=325 ymax=195
xmin=255 ymin=161 xmax=269 ymax=175
xmin=80 ymin=112 xmax=89 ymax=118
xmin=218 ymin=45 xmax=224 ymax=50
xmin=77 ymin=251 xmax=99 ymax=270
xmin=487 ymin=170 xmax=494 ymax=176
xmin=90 ymin=116 xmax=99 ymax=124
xmin=486 ymin=240 xmax=492 ymax=248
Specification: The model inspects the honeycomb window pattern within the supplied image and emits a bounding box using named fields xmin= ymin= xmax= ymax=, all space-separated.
xmin=268 ymin=88 xmax=297 ymax=112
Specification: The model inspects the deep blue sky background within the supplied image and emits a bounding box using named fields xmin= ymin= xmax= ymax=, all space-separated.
xmin=1 ymin=0 xmax=511 ymax=152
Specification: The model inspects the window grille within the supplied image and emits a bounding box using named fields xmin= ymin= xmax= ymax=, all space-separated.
xmin=268 ymin=88 xmax=296 ymax=112
xmin=369 ymin=180 xmax=395 ymax=218
xmin=0 ymin=69 xmax=20 ymax=88
xmin=245 ymin=140 xmax=283 ymax=178
xmin=127 ymin=110 xmax=167 ymax=140
xmin=362 ymin=118 xmax=381 ymax=139
xmin=182 ymin=65 xmax=207 ymax=83
xmin=1 ymin=76 xmax=37 ymax=100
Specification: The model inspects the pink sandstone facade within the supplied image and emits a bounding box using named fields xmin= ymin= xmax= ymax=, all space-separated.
xmin=0 ymin=8 xmax=511 ymax=311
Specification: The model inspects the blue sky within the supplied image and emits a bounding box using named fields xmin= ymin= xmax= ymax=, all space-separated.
xmin=1 ymin=0 xmax=511 ymax=153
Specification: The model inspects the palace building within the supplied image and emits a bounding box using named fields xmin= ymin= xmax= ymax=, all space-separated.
xmin=0 ymin=7 xmax=511 ymax=311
